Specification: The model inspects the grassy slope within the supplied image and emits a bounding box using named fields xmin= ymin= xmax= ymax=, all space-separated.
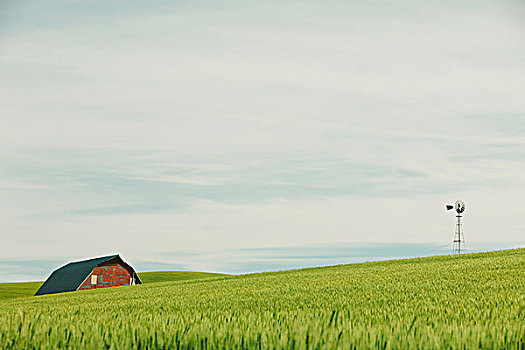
xmin=138 ymin=271 xmax=227 ymax=284
xmin=0 ymin=282 xmax=43 ymax=300
xmin=0 ymin=271 xmax=225 ymax=301
xmin=0 ymin=249 xmax=524 ymax=349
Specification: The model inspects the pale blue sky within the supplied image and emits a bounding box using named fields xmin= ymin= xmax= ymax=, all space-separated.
xmin=1 ymin=0 xmax=524 ymax=281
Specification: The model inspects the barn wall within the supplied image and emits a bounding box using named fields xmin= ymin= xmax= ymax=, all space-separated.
xmin=78 ymin=263 xmax=132 ymax=290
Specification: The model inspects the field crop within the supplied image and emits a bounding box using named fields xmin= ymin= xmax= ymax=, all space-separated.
xmin=0 ymin=249 xmax=524 ymax=349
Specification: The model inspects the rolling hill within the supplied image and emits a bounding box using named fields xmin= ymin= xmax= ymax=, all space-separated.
xmin=0 ymin=281 xmax=43 ymax=300
xmin=0 ymin=249 xmax=523 ymax=349
xmin=0 ymin=271 xmax=227 ymax=301
xmin=138 ymin=271 xmax=227 ymax=284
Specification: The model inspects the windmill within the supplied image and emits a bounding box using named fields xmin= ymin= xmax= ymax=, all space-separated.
xmin=446 ymin=200 xmax=466 ymax=253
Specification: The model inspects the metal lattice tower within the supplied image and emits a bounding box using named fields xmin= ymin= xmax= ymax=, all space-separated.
xmin=453 ymin=213 xmax=464 ymax=253
xmin=447 ymin=200 xmax=466 ymax=254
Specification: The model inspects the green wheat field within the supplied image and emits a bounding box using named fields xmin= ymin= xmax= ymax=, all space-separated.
xmin=0 ymin=249 xmax=524 ymax=349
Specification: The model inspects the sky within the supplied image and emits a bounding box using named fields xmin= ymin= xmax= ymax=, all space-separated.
xmin=1 ymin=0 xmax=524 ymax=281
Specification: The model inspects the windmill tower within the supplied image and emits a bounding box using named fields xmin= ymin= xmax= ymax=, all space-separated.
xmin=446 ymin=200 xmax=466 ymax=253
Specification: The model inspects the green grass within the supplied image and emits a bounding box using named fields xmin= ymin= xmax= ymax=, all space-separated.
xmin=138 ymin=271 xmax=227 ymax=284
xmin=1 ymin=249 xmax=524 ymax=349
xmin=0 ymin=282 xmax=43 ymax=300
xmin=0 ymin=271 xmax=225 ymax=301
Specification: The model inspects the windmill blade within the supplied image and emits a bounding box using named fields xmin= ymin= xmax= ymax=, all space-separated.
xmin=446 ymin=205 xmax=454 ymax=211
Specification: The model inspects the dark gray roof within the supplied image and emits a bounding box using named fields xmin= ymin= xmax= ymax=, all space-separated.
xmin=35 ymin=254 xmax=141 ymax=296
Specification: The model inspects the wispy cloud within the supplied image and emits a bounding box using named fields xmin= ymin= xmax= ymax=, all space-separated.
xmin=0 ymin=148 xmax=467 ymax=218
xmin=0 ymin=259 xmax=63 ymax=282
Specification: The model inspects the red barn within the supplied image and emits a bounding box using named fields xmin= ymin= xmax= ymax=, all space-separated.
xmin=35 ymin=254 xmax=142 ymax=296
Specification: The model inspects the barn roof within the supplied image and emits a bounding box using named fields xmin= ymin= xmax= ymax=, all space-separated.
xmin=35 ymin=254 xmax=141 ymax=296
